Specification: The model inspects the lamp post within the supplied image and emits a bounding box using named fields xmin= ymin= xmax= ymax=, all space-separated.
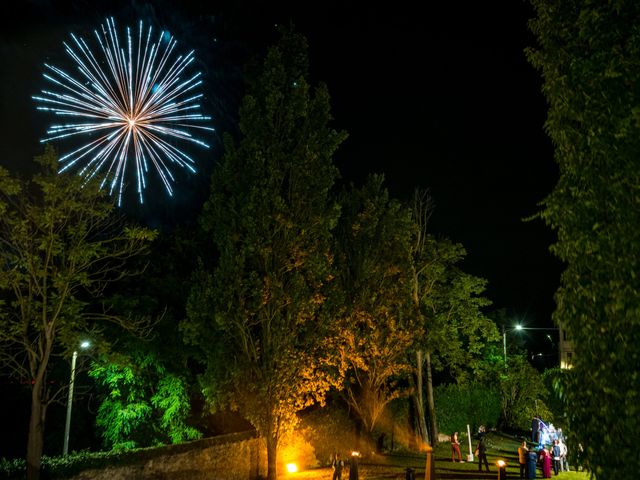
xmin=513 ymin=325 xmax=560 ymax=367
xmin=63 ymin=340 xmax=90 ymax=455
xmin=503 ymin=324 xmax=559 ymax=366
xmin=502 ymin=325 xmax=507 ymax=365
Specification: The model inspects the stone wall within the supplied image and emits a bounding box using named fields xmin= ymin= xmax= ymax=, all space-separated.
xmin=67 ymin=431 xmax=267 ymax=480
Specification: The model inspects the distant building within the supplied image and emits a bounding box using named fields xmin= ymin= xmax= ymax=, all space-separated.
xmin=559 ymin=326 xmax=573 ymax=369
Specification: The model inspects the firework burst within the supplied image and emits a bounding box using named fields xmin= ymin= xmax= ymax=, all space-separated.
xmin=33 ymin=17 xmax=214 ymax=205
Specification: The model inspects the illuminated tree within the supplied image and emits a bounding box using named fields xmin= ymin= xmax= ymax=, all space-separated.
xmin=333 ymin=175 xmax=418 ymax=436
xmin=184 ymin=28 xmax=347 ymax=480
xmin=0 ymin=146 xmax=155 ymax=480
xmin=91 ymin=228 xmax=203 ymax=450
xmin=90 ymin=349 xmax=200 ymax=450
xmin=528 ymin=2 xmax=640 ymax=476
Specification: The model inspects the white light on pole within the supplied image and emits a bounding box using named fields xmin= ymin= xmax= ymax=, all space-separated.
xmin=63 ymin=341 xmax=90 ymax=455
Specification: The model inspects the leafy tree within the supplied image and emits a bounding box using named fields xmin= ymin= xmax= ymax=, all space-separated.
xmin=473 ymin=347 xmax=551 ymax=431
xmin=527 ymin=2 xmax=640 ymax=477
xmin=183 ymin=28 xmax=347 ymax=480
xmin=90 ymin=227 xmax=204 ymax=450
xmin=334 ymin=175 xmax=417 ymax=437
xmin=89 ymin=349 xmax=200 ymax=450
xmin=541 ymin=367 xmax=566 ymax=423
xmin=408 ymin=192 xmax=498 ymax=445
xmin=497 ymin=355 xmax=552 ymax=430
xmin=0 ymin=147 xmax=155 ymax=480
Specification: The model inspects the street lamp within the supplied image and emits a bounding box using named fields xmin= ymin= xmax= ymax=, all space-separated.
xmin=515 ymin=324 xmax=559 ymax=332
xmin=503 ymin=324 xmax=559 ymax=365
xmin=512 ymin=325 xmax=560 ymax=367
xmin=63 ymin=340 xmax=91 ymax=455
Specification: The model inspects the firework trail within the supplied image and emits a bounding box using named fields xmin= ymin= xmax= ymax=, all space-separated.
xmin=34 ymin=17 xmax=214 ymax=205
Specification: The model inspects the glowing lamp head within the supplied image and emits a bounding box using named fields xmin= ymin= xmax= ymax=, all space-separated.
xmin=285 ymin=463 xmax=298 ymax=473
xmin=515 ymin=324 xmax=523 ymax=331
xmin=80 ymin=340 xmax=91 ymax=349
xmin=351 ymin=451 xmax=360 ymax=457
xmin=497 ymin=460 xmax=506 ymax=467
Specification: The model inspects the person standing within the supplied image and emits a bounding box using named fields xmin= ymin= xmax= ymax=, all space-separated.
xmin=518 ymin=440 xmax=529 ymax=479
xmin=531 ymin=416 xmax=540 ymax=443
xmin=527 ymin=450 xmax=538 ymax=479
xmin=539 ymin=447 xmax=552 ymax=478
xmin=476 ymin=437 xmax=490 ymax=472
xmin=451 ymin=432 xmax=463 ymax=462
xmin=332 ymin=453 xmax=344 ymax=480
xmin=559 ymin=439 xmax=568 ymax=472
xmin=552 ymin=440 xmax=561 ymax=475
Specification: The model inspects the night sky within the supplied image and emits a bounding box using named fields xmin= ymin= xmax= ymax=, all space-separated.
xmin=0 ymin=1 xmax=562 ymax=348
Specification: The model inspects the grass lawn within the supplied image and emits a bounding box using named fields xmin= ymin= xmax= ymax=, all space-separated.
xmin=281 ymin=432 xmax=591 ymax=480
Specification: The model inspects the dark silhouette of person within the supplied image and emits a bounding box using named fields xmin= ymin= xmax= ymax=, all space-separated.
xmin=532 ymin=416 xmax=540 ymax=443
xmin=476 ymin=437 xmax=490 ymax=472
xmin=332 ymin=453 xmax=344 ymax=480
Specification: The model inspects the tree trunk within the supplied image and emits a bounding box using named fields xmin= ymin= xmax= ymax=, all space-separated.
xmin=415 ymin=349 xmax=429 ymax=445
xmin=409 ymin=350 xmax=429 ymax=447
xmin=425 ymin=350 xmax=438 ymax=446
xmin=266 ymin=435 xmax=278 ymax=480
xmin=26 ymin=381 xmax=46 ymax=480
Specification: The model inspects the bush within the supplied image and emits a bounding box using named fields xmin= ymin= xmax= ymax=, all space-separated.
xmin=0 ymin=451 xmax=129 ymax=480
xmin=0 ymin=458 xmax=25 ymax=480
xmin=434 ymin=383 xmax=501 ymax=435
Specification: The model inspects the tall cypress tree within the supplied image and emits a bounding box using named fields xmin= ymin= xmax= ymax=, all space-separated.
xmin=528 ymin=2 xmax=640 ymax=477
xmin=185 ymin=28 xmax=347 ymax=480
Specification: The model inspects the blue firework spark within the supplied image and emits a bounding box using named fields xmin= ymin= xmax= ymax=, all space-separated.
xmin=33 ymin=18 xmax=214 ymax=205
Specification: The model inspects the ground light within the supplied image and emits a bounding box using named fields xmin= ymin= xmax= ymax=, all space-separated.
xmin=496 ymin=459 xmax=507 ymax=480
xmin=286 ymin=463 xmax=298 ymax=473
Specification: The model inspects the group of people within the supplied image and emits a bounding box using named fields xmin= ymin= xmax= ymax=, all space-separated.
xmin=449 ymin=420 xmax=571 ymax=478
xmin=531 ymin=416 xmax=565 ymax=448
xmin=330 ymin=452 xmax=358 ymax=480
xmin=517 ymin=439 xmax=569 ymax=479
xmin=513 ymin=416 xmax=571 ymax=478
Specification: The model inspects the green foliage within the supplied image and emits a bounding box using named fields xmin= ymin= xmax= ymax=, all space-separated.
xmin=0 ymin=146 xmax=155 ymax=476
xmin=90 ymin=226 xmax=204 ymax=451
xmin=1 ymin=444 xmax=209 ymax=480
xmin=528 ymin=1 xmax=640 ymax=477
xmin=417 ymin=237 xmax=498 ymax=378
xmin=334 ymin=175 xmax=417 ymax=433
xmin=541 ymin=367 xmax=566 ymax=423
xmin=498 ymin=355 xmax=552 ymax=431
xmin=434 ymin=383 xmax=501 ymax=435
xmin=0 ymin=457 xmax=25 ymax=480
xmin=183 ymin=27 xmax=346 ymax=479
xmin=90 ymin=351 xmax=200 ymax=450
